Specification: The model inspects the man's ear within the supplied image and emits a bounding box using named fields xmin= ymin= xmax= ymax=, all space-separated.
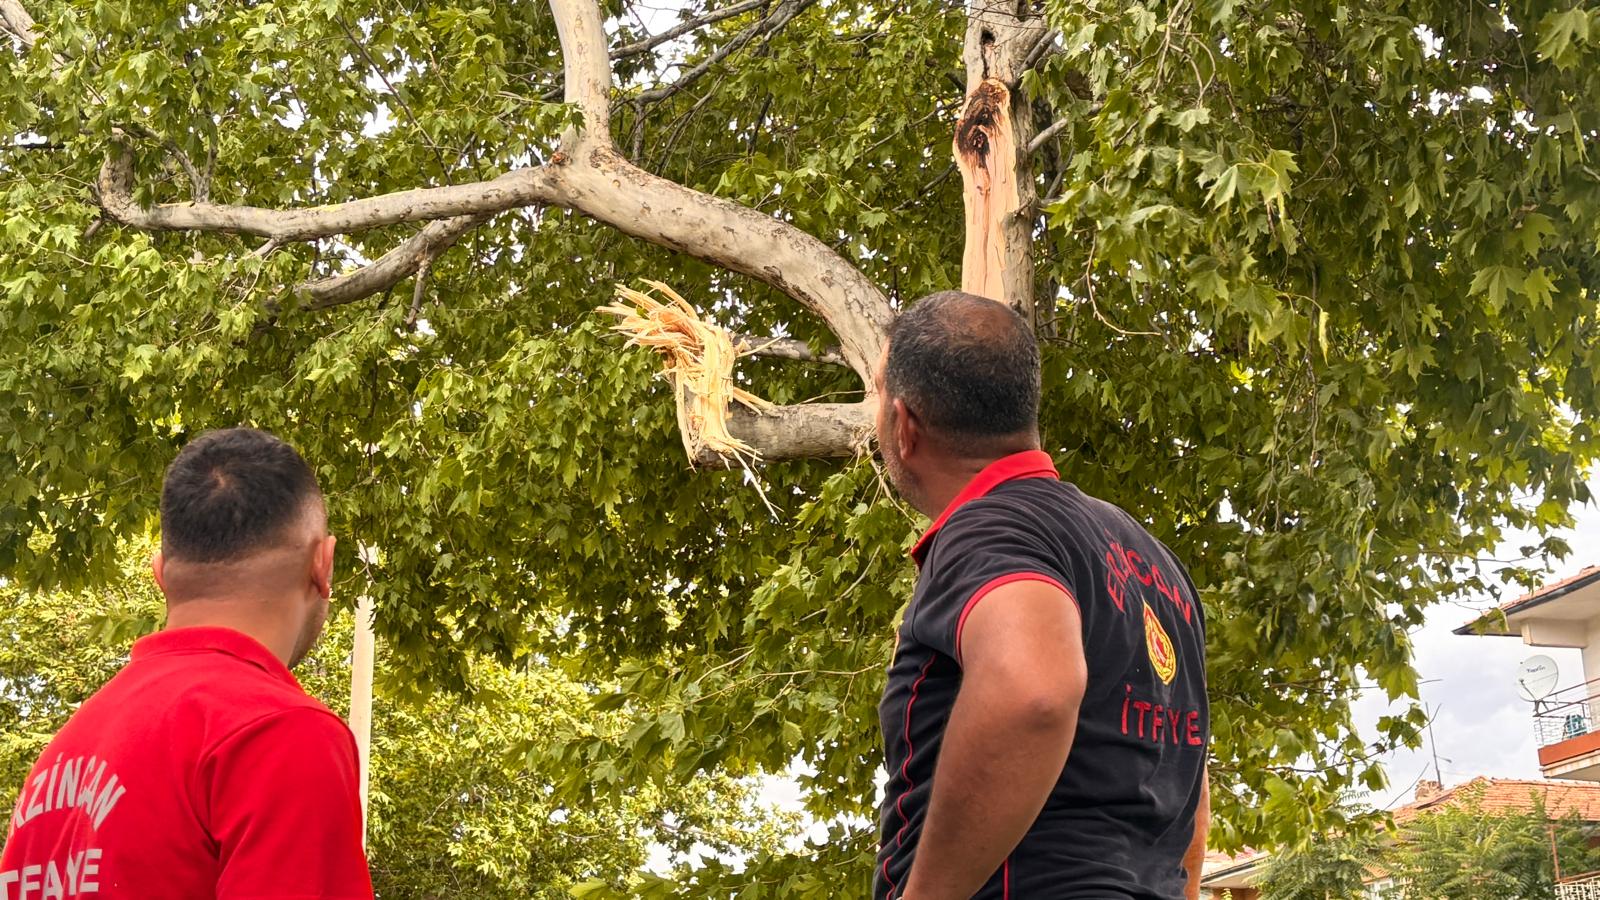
xmin=150 ymin=550 xmax=167 ymax=593
xmin=893 ymin=398 xmax=920 ymax=461
xmin=311 ymin=534 xmax=337 ymax=600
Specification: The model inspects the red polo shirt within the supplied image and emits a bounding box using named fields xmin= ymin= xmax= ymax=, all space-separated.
xmin=1 ymin=627 xmax=373 ymax=899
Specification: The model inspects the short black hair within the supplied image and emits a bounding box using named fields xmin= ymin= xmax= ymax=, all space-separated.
xmin=885 ymin=291 xmax=1040 ymax=441
xmin=160 ymin=428 xmax=323 ymax=564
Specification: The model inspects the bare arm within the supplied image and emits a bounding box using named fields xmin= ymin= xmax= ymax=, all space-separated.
xmin=1183 ymin=765 xmax=1210 ymax=900
xmin=900 ymin=581 xmax=1085 ymax=900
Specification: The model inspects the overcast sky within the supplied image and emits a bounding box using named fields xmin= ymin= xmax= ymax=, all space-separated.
xmin=1352 ymin=491 xmax=1600 ymax=810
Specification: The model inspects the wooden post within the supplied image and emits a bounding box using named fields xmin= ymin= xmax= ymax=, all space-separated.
xmin=349 ymin=553 xmax=377 ymax=845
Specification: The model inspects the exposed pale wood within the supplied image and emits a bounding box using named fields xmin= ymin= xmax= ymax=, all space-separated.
xmin=955 ymin=79 xmax=1020 ymax=306
xmin=957 ymin=1 xmax=1047 ymax=325
xmin=349 ymin=588 xmax=376 ymax=845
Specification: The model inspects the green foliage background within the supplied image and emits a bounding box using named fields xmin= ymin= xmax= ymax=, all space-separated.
xmin=1260 ymin=788 xmax=1600 ymax=899
xmin=3 ymin=0 xmax=1600 ymax=891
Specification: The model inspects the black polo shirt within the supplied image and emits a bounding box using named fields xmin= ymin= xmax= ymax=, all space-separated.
xmin=875 ymin=451 xmax=1208 ymax=899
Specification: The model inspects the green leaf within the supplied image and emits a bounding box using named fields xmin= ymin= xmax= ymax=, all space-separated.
xmin=1537 ymin=7 xmax=1592 ymax=68
xmin=1468 ymin=265 xmax=1525 ymax=310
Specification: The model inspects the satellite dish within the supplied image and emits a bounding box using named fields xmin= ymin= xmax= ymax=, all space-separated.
xmin=1517 ymin=654 xmax=1560 ymax=702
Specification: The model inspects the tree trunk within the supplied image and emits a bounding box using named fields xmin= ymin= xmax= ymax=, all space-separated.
xmin=957 ymin=1 xmax=1048 ymax=326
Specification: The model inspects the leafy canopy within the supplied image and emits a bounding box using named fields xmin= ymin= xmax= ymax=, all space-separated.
xmin=3 ymin=0 xmax=1599 ymax=883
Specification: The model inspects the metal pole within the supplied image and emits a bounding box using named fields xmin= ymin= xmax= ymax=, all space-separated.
xmin=349 ymin=589 xmax=376 ymax=846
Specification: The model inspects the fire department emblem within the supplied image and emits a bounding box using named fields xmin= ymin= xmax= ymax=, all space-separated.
xmin=1143 ymin=601 xmax=1177 ymax=685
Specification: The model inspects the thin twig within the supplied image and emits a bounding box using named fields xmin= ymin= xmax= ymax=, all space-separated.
xmin=1027 ymin=116 xmax=1071 ymax=154
xmin=610 ymin=0 xmax=770 ymax=59
xmin=336 ymin=15 xmax=453 ymax=183
xmin=635 ymin=0 xmax=815 ymax=105
xmin=405 ymin=257 xmax=431 ymax=328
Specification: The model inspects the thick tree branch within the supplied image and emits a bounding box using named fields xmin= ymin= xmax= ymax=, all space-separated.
xmin=560 ymin=145 xmax=890 ymax=376
xmin=1020 ymin=28 xmax=1059 ymax=74
xmin=288 ymin=215 xmax=485 ymax=312
xmin=1027 ymin=116 xmax=1070 ymax=154
xmin=0 ymin=0 xmax=37 ymax=48
xmin=611 ymin=0 xmax=769 ymax=60
xmin=550 ymin=0 xmax=613 ymax=140
xmin=707 ymin=402 xmax=872 ymax=464
xmin=736 ymin=334 xmax=847 ymax=366
xmin=96 ymin=144 xmax=566 ymax=240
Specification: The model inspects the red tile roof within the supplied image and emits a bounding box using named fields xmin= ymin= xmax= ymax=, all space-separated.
xmin=1500 ymin=567 xmax=1600 ymax=615
xmin=1455 ymin=565 xmax=1600 ymax=634
xmin=1395 ymin=777 xmax=1600 ymax=824
xmin=1203 ymin=849 xmax=1263 ymax=867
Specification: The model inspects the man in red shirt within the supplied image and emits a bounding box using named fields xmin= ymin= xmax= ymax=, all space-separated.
xmin=1 ymin=427 xmax=373 ymax=899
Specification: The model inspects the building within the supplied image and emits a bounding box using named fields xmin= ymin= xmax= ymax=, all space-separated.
xmin=1199 ymin=848 xmax=1265 ymax=899
xmin=1198 ymin=777 xmax=1600 ymax=899
xmin=1455 ymin=566 xmax=1600 ymax=780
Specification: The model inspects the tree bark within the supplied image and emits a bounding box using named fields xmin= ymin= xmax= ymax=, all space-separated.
xmin=956 ymin=1 xmax=1047 ymax=326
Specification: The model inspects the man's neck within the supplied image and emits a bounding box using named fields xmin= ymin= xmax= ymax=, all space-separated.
xmin=162 ymin=600 xmax=297 ymax=667
xmin=914 ymin=439 xmax=1046 ymax=518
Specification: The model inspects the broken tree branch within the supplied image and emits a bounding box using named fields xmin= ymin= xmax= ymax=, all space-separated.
xmin=956 ymin=1 xmax=1047 ymax=321
xmin=83 ymin=0 xmax=889 ymax=462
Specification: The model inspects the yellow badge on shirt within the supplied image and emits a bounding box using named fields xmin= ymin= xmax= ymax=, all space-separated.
xmin=1143 ymin=601 xmax=1177 ymax=685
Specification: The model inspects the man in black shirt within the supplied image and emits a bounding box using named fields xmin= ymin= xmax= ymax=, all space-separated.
xmin=872 ymin=292 xmax=1209 ymax=899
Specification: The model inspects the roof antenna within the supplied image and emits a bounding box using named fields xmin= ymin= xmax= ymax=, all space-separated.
xmin=1426 ymin=704 xmax=1445 ymax=785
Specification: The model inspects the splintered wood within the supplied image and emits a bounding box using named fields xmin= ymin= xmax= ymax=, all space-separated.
xmin=955 ymin=78 xmax=1022 ymax=308
xmin=599 ymin=281 xmax=773 ymax=466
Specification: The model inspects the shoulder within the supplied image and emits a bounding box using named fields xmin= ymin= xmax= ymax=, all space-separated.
xmin=147 ymin=657 xmax=352 ymax=759
xmin=204 ymin=705 xmax=359 ymax=773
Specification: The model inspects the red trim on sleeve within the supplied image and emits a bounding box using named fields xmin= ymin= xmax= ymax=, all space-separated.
xmin=1004 ymin=857 xmax=1012 ymax=898
xmin=955 ymin=573 xmax=1078 ymax=666
xmin=882 ymin=656 xmax=936 ymax=900
xmin=910 ymin=450 xmax=1059 ymax=567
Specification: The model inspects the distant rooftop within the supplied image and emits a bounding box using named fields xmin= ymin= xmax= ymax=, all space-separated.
xmin=1396 ymin=776 xmax=1600 ymax=823
xmin=1199 ymin=777 xmax=1600 ymax=889
xmin=1454 ymin=565 xmax=1600 ymax=637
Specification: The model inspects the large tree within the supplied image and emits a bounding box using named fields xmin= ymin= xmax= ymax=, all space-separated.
xmin=3 ymin=0 xmax=1599 ymax=886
